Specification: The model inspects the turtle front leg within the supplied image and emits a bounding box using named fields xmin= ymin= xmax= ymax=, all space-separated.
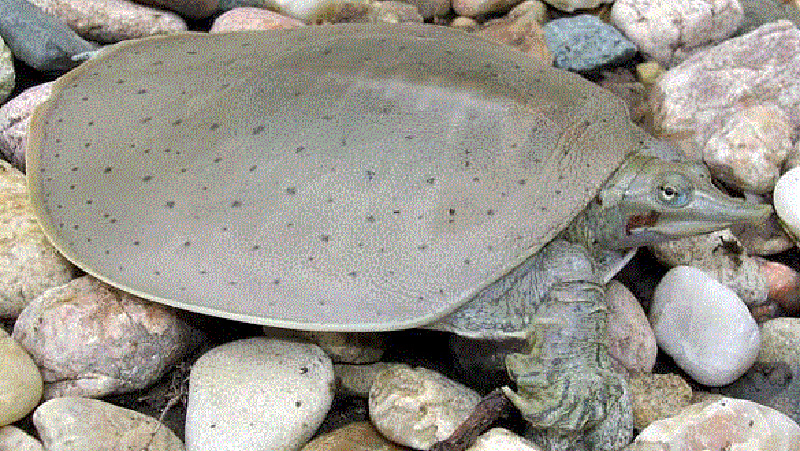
xmin=502 ymin=281 xmax=632 ymax=451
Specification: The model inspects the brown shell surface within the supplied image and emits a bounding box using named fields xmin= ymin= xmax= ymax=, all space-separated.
xmin=26 ymin=24 xmax=639 ymax=331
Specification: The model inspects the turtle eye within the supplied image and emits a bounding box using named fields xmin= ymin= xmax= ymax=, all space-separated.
xmin=656 ymin=172 xmax=692 ymax=207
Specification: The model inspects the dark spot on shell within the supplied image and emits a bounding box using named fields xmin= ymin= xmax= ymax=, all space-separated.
xmin=417 ymin=245 xmax=427 ymax=250
xmin=86 ymin=200 xmax=92 ymax=205
xmin=426 ymin=178 xmax=435 ymax=184
xmin=249 ymin=165 xmax=257 ymax=172
xmin=231 ymin=200 xmax=242 ymax=208
xmin=252 ymin=245 xmax=260 ymax=250
xmin=210 ymin=123 xmax=220 ymax=130
xmin=348 ymin=271 xmax=357 ymax=277
xmin=165 ymin=201 xmax=175 ymax=208
xmin=213 ymin=157 xmax=222 ymax=163
xmin=142 ymin=175 xmax=153 ymax=182
xmin=285 ymin=187 xmax=297 ymax=195
xmin=71 ymin=167 xmax=78 ymax=172
xmin=171 ymin=119 xmax=182 ymax=126
xmin=133 ymin=241 xmax=140 ymax=245
xmin=319 ymin=235 xmax=330 ymax=242
xmin=184 ymin=241 xmax=191 ymax=246
xmin=252 ymin=125 xmax=265 ymax=134
xmin=366 ymin=215 xmax=376 ymax=223
xmin=81 ymin=96 xmax=88 ymax=101
xmin=104 ymin=167 xmax=112 ymax=173
xmin=136 ymin=89 xmax=147 ymax=94
xmin=295 ymin=146 xmax=305 ymax=153
xmin=487 ymin=209 xmax=494 ymax=216
xmin=140 ymin=117 xmax=152 ymax=123
xmin=518 ymin=179 xmax=526 ymax=185
xmin=449 ymin=209 xmax=456 ymax=216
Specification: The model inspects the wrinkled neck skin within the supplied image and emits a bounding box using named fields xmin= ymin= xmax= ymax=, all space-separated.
xmin=564 ymin=154 xmax=773 ymax=255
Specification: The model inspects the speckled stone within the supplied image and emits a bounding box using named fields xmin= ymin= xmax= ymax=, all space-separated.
xmin=0 ymin=425 xmax=44 ymax=451
xmin=543 ymin=14 xmax=637 ymax=72
xmin=300 ymin=421 xmax=410 ymax=451
xmin=186 ymin=337 xmax=335 ymax=451
xmin=627 ymin=372 xmax=693 ymax=430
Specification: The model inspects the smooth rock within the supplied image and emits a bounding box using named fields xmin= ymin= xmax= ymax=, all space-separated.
xmin=649 ymin=229 xmax=769 ymax=307
xmin=0 ymin=425 xmax=44 ymax=451
xmin=704 ymin=103 xmax=793 ymax=193
xmin=0 ymin=329 xmax=42 ymax=426
xmin=757 ymin=259 xmax=800 ymax=315
xmin=650 ymin=20 xmax=800 ymax=192
xmin=209 ymin=8 xmax=304 ymax=32
xmin=478 ymin=10 xmax=552 ymax=65
xmin=134 ymin=0 xmax=220 ymax=19
xmin=12 ymin=276 xmax=203 ymax=399
xmin=33 ymin=397 xmax=183 ymax=451
xmin=0 ymin=0 xmax=95 ymax=71
xmin=757 ymin=317 xmax=800 ymax=368
xmin=0 ymin=37 xmax=12 ymax=104
xmin=300 ymin=421 xmax=410 ymax=451
xmin=650 ymin=266 xmax=760 ymax=386
xmin=392 ymin=0 xmax=448 ymax=19
xmin=774 ymin=166 xmax=800 ymax=244
xmin=626 ymin=397 xmax=800 ymax=451
xmin=26 ymin=0 xmax=187 ymax=43
xmin=611 ymin=0 xmax=743 ymax=66
xmin=468 ymin=428 xmax=543 ymax=451
xmin=369 ymin=364 xmax=481 ymax=450
xmin=227 ymin=0 xmax=370 ymax=23
xmin=186 ymin=337 xmax=335 ymax=451
xmin=0 ymin=160 xmax=74 ymax=317
xmin=543 ymin=14 xmax=637 ymax=72
xmin=357 ymin=1 xmax=424 ymax=24
xmin=0 ymin=82 xmax=53 ymax=170
xmin=452 ymin=0 xmax=522 ymax=18
xmin=335 ymin=362 xmax=392 ymax=397
xmin=627 ymin=372 xmax=693 ymax=431
xmin=605 ymin=280 xmax=657 ymax=373
xmin=540 ymin=0 xmax=611 ymax=12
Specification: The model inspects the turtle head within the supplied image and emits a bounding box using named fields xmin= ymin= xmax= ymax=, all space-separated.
xmin=568 ymin=154 xmax=773 ymax=250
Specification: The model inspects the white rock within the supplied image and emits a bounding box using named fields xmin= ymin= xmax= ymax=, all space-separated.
xmin=774 ymin=166 xmax=800 ymax=244
xmin=33 ymin=397 xmax=182 ymax=451
xmin=186 ymin=337 xmax=334 ymax=451
xmin=627 ymin=397 xmax=800 ymax=451
xmin=369 ymin=364 xmax=481 ymax=450
xmin=611 ymin=0 xmax=743 ymax=66
xmin=259 ymin=0 xmax=369 ymax=22
xmin=0 ymin=329 xmax=42 ymax=426
xmin=0 ymin=425 xmax=44 ymax=451
xmin=650 ymin=266 xmax=760 ymax=386
xmin=467 ymin=428 xmax=543 ymax=450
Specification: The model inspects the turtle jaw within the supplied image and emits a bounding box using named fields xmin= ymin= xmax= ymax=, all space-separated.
xmin=583 ymin=154 xmax=774 ymax=250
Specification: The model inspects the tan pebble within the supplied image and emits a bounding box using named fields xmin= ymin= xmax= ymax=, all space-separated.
xmin=301 ymin=421 xmax=410 ymax=450
xmin=635 ymin=61 xmax=663 ymax=84
xmin=0 ymin=329 xmax=43 ymax=426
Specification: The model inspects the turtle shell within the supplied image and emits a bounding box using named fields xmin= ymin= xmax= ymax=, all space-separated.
xmin=26 ymin=23 xmax=640 ymax=331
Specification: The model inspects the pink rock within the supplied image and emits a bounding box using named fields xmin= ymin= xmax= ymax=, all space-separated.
xmin=606 ymin=280 xmax=657 ymax=373
xmin=210 ymin=7 xmax=304 ymax=32
xmin=0 ymin=82 xmax=53 ymax=170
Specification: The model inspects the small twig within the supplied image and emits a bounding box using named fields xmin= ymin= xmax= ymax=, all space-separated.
xmin=431 ymin=388 xmax=514 ymax=451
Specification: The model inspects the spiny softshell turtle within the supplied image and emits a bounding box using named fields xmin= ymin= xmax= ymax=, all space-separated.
xmin=26 ymin=23 xmax=769 ymax=332
xmin=24 ymin=23 xmax=771 ymax=451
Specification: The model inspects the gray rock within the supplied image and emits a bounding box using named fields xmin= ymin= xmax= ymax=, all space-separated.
xmin=0 ymin=36 xmax=12 ymax=104
xmin=543 ymin=14 xmax=637 ymax=72
xmin=0 ymin=0 xmax=95 ymax=71
xmin=12 ymin=276 xmax=203 ymax=399
xmin=737 ymin=0 xmax=800 ymax=35
xmin=33 ymin=397 xmax=183 ymax=451
xmin=0 ymin=160 xmax=74 ymax=317
xmin=186 ymin=337 xmax=335 ymax=451
xmin=0 ymin=425 xmax=44 ymax=451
